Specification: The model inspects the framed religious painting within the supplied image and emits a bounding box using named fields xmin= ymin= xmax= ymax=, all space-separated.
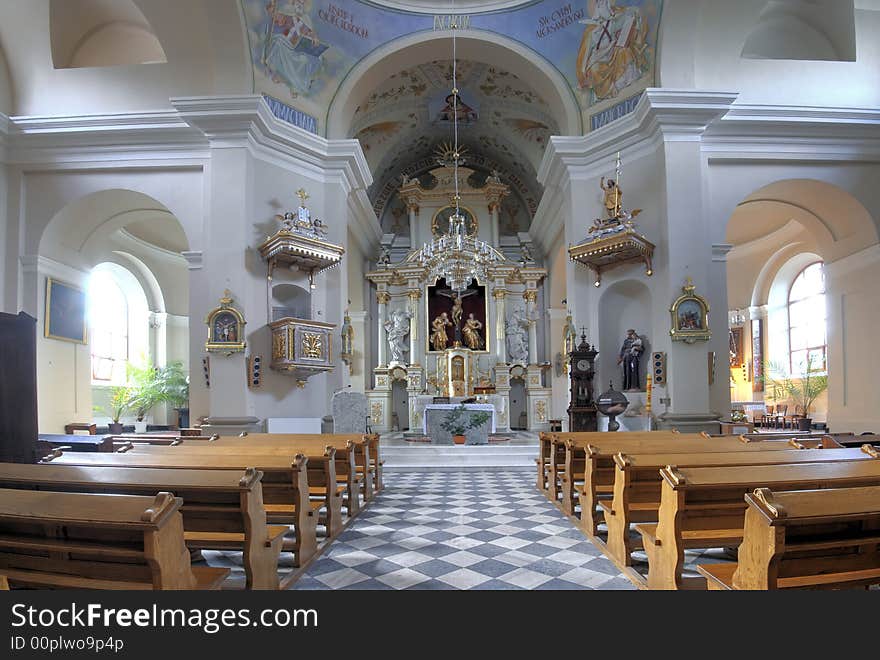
xmin=669 ymin=278 xmax=711 ymax=343
xmin=44 ymin=277 xmax=87 ymax=344
xmin=205 ymin=290 xmax=246 ymax=354
xmin=729 ymin=326 xmax=744 ymax=367
xmin=431 ymin=205 xmax=478 ymax=237
xmin=425 ymin=277 xmax=488 ymax=354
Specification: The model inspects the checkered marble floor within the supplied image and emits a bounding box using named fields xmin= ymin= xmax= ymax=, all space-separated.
xmin=290 ymin=469 xmax=635 ymax=590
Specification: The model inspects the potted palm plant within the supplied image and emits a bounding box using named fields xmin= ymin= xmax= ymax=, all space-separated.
xmin=126 ymin=361 xmax=164 ymax=432
xmin=155 ymin=361 xmax=190 ymax=429
xmin=104 ymin=385 xmax=133 ymax=434
xmin=764 ymin=356 xmax=828 ymax=432
xmin=439 ymin=404 xmax=491 ymax=445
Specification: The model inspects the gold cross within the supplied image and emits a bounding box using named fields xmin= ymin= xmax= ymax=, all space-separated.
xmin=296 ymin=188 xmax=309 ymax=205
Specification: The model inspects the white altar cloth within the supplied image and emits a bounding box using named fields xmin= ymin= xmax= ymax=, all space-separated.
xmin=422 ymin=403 xmax=496 ymax=434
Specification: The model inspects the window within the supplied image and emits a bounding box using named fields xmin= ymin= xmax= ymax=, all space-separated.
xmin=88 ymin=270 xmax=130 ymax=384
xmin=788 ymin=261 xmax=826 ymax=373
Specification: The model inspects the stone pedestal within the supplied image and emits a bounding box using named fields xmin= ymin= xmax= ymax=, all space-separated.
xmin=493 ymin=363 xmax=512 ymax=433
xmin=367 ymin=368 xmax=393 ymax=433
xmin=406 ymin=365 xmax=423 ymax=432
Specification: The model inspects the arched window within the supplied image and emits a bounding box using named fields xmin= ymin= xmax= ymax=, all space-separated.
xmin=87 ymin=264 xmax=149 ymax=385
xmin=788 ymin=261 xmax=826 ymax=373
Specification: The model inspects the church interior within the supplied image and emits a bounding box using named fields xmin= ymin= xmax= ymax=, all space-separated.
xmin=0 ymin=0 xmax=879 ymax=593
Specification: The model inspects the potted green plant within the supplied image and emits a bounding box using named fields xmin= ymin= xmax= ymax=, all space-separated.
xmin=763 ymin=356 xmax=828 ymax=432
xmin=439 ymin=404 xmax=491 ymax=445
xmin=155 ymin=361 xmax=190 ymax=429
xmin=126 ymin=361 xmax=164 ymax=432
xmin=104 ymin=385 xmax=133 ymax=434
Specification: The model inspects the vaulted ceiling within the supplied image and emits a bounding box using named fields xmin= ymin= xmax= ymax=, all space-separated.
xmin=354 ymin=58 xmax=556 ymax=226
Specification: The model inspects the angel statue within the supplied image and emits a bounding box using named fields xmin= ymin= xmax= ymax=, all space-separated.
xmin=430 ymin=312 xmax=452 ymax=352
xmin=462 ymin=313 xmax=484 ymax=350
xmin=384 ymin=308 xmax=411 ymax=364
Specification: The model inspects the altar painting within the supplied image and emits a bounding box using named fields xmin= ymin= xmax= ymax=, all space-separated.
xmin=426 ymin=279 xmax=488 ymax=353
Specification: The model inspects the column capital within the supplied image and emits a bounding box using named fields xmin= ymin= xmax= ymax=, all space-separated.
xmin=376 ymin=291 xmax=391 ymax=305
xmin=523 ymin=290 xmax=537 ymax=303
xmin=407 ymin=289 xmax=422 ymax=300
xmin=493 ymin=289 xmax=508 ymax=300
xmin=181 ymin=250 xmax=203 ymax=270
xmin=711 ymin=243 xmax=735 ymax=262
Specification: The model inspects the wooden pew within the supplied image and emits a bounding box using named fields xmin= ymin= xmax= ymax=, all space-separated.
xmin=123 ymin=442 xmax=346 ymax=535
xmin=545 ymin=431 xmax=683 ymax=511
xmin=0 ymin=462 xmax=286 ymax=590
xmin=570 ymin=433 xmax=784 ymax=534
xmin=604 ymin=446 xmax=875 ymax=568
xmin=0 ymin=488 xmax=228 ymax=589
xmin=41 ymin=449 xmax=320 ymax=568
xmin=202 ymin=434 xmax=367 ymax=514
xmin=37 ymin=433 xmax=114 ymax=453
xmin=238 ymin=433 xmax=380 ymax=499
xmin=698 ymin=485 xmax=880 ymax=590
xmin=637 ymin=449 xmax=880 ymax=590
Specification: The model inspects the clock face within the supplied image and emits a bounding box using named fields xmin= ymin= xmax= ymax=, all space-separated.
xmin=576 ymin=359 xmax=590 ymax=372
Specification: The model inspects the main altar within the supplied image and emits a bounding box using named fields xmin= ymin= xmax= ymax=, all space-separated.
xmin=364 ymin=164 xmax=550 ymax=434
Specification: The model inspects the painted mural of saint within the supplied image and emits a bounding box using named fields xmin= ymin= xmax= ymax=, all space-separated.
xmin=576 ymin=0 xmax=650 ymax=103
xmin=263 ymin=0 xmax=328 ymax=97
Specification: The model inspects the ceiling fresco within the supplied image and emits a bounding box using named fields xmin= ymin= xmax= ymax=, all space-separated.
xmin=242 ymin=0 xmax=663 ymax=135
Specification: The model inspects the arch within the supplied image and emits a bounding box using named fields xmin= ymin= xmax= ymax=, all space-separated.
xmin=326 ymin=29 xmax=582 ymax=139
xmin=32 ymin=187 xmax=197 ymax=260
xmin=597 ymin=279 xmax=651 ymax=391
xmin=725 ymin=178 xmax=878 ymax=263
xmin=271 ymin=283 xmax=312 ymax=320
xmin=50 ymin=0 xmax=167 ymax=69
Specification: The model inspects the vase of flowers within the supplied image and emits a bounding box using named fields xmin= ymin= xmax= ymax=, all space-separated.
xmin=438 ymin=404 xmax=491 ymax=445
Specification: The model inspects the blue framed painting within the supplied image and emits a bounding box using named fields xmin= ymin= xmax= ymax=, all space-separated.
xmin=45 ymin=277 xmax=87 ymax=344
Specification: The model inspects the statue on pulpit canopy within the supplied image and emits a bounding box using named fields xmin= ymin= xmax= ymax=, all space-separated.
xmin=430 ymin=312 xmax=452 ymax=351
xmin=462 ymin=313 xmax=484 ymax=350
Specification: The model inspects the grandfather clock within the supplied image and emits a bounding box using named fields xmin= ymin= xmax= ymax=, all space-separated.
xmin=567 ymin=330 xmax=598 ymax=432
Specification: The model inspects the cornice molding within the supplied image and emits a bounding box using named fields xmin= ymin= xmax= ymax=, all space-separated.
xmin=181 ymin=251 xmax=203 ymax=270
xmin=116 ymin=229 xmax=189 ymax=265
xmin=824 ymin=242 xmax=880 ymax=278
xmin=171 ymin=95 xmax=373 ymax=194
xmin=20 ymin=254 xmax=90 ymax=283
xmin=538 ymin=89 xmax=738 ymax=188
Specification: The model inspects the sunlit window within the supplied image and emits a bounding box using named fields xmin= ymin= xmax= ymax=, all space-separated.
xmin=88 ymin=270 xmax=129 ymax=384
xmin=788 ymin=261 xmax=826 ymax=373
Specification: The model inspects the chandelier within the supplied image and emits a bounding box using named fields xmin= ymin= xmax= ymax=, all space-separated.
xmin=413 ymin=3 xmax=501 ymax=293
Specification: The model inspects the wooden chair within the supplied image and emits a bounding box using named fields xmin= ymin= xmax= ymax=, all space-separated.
xmin=699 ymin=485 xmax=880 ymax=590
xmin=0 ymin=462 xmax=287 ymax=589
xmin=759 ymin=405 xmax=775 ymax=429
xmin=774 ymin=404 xmax=789 ymax=429
xmin=636 ymin=449 xmax=880 ymax=590
xmin=0 ymin=488 xmax=228 ymax=590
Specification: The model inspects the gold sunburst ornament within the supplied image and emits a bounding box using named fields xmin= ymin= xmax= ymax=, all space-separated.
xmin=434 ymin=141 xmax=468 ymax=168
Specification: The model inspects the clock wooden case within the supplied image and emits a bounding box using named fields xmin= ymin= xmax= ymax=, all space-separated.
xmin=567 ymin=333 xmax=599 ymax=432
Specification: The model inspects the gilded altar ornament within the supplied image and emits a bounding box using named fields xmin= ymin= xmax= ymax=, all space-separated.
xmin=462 ymin=313 xmax=484 ymax=350
xmin=205 ymin=290 xmax=246 ymax=354
xmin=340 ymin=310 xmax=354 ymax=373
xmin=302 ymin=332 xmax=323 ymax=359
xmin=669 ymin=277 xmax=711 ymax=343
xmin=535 ymin=400 xmax=547 ymax=423
xmin=568 ymin=152 xmax=654 ymax=287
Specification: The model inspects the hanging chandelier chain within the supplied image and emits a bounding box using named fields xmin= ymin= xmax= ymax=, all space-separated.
xmin=412 ymin=0 xmax=501 ymax=294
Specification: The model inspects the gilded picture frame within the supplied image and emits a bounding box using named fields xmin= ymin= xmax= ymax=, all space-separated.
xmin=205 ymin=290 xmax=247 ymax=354
xmin=669 ymin=278 xmax=711 ymax=343
xmin=44 ymin=277 xmax=88 ymax=344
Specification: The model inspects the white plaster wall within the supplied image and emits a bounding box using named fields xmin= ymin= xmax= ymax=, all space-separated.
xmin=0 ymin=46 xmax=12 ymax=115
xmin=825 ymin=247 xmax=880 ymax=433
xmin=660 ymin=0 xmax=880 ymax=109
xmin=597 ymin=280 xmax=652 ymax=393
xmin=0 ymin=0 xmax=250 ymax=116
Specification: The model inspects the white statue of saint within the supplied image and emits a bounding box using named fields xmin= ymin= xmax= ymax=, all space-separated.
xmin=506 ymin=307 xmax=530 ymax=364
xmin=385 ymin=308 xmax=411 ymax=364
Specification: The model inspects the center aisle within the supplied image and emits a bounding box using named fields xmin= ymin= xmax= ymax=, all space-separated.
xmin=291 ymin=469 xmax=635 ymax=590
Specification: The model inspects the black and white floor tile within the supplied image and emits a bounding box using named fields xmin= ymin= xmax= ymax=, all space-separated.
xmin=288 ymin=469 xmax=635 ymax=590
